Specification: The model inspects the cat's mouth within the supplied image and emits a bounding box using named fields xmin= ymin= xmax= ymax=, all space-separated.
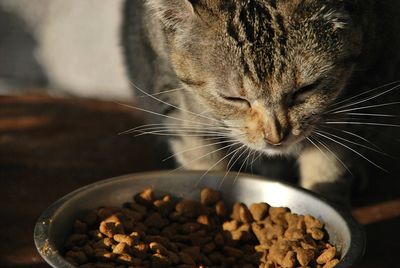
xmin=236 ymin=124 xmax=316 ymax=156
xmin=261 ymin=138 xmax=304 ymax=156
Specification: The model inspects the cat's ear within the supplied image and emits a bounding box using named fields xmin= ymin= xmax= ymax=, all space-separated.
xmin=146 ymin=0 xmax=197 ymax=30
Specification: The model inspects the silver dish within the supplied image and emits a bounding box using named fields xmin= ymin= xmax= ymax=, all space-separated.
xmin=34 ymin=171 xmax=365 ymax=267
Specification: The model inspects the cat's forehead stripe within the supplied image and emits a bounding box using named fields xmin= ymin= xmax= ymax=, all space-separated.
xmin=225 ymin=1 xmax=287 ymax=83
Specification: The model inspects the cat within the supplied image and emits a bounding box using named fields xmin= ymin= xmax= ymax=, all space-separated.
xmin=122 ymin=0 xmax=400 ymax=204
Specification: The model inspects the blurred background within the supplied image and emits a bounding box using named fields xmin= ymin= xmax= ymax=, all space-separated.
xmin=0 ymin=0 xmax=132 ymax=99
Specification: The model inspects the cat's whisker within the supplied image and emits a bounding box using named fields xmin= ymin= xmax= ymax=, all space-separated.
xmin=120 ymin=123 xmax=232 ymax=135
xmin=217 ymin=145 xmax=247 ymax=189
xmin=162 ymin=136 xmax=244 ymax=162
xmin=126 ymin=125 xmax=232 ymax=132
xmin=131 ymin=127 xmax=231 ymax=134
xmin=250 ymin=150 xmax=257 ymax=173
xmin=171 ymin=142 xmax=242 ymax=174
xmin=196 ymin=144 xmax=246 ymax=188
xmin=316 ymin=129 xmax=390 ymax=156
xmin=133 ymin=131 xmax=232 ymax=138
xmin=309 ymin=135 xmax=353 ymax=176
xmin=307 ymin=136 xmax=334 ymax=163
xmin=323 ymin=121 xmax=400 ymax=128
xmin=253 ymin=151 xmax=264 ymax=165
xmin=328 ymin=80 xmax=400 ymax=109
xmin=314 ymin=131 xmax=388 ymax=173
xmin=136 ymin=87 xmax=185 ymax=98
xmin=130 ymin=127 xmax=233 ymax=136
xmin=202 ymin=136 xmax=234 ymax=142
xmin=319 ymin=125 xmax=383 ymax=151
xmin=233 ymin=147 xmax=251 ymax=185
xmin=329 ymin=101 xmax=400 ymax=114
xmin=117 ymin=102 xmax=220 ymax=128
xmin=343 ymin=112 xmax=398 ymax=118
xmin=327 ymin=83 xmax=400 ymax=113
xmin=130 ymin=82 xmax=222 ymax=124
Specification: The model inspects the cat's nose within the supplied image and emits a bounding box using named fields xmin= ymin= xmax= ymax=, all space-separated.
xmin=263 ymin=118 xmax=285 ymax=146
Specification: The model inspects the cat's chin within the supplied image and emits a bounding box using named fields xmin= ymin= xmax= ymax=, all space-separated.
xmin=260 ymin=142 xmax=303 ymax=157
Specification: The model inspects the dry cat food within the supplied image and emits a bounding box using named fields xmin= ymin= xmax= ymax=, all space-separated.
xmin=63 ymin=187 xmax=340 ymax=268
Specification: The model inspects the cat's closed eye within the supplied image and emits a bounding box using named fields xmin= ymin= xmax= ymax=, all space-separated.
xmin=219 ymin=94 xmax=251 ymax=108
xmin=291 ymin=81 xmax=321 ymax=104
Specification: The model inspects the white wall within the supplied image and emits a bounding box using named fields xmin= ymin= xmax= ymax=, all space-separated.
xmin=0 ymin=0 xmax=132 ymax=100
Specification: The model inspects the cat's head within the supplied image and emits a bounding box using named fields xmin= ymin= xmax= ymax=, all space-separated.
xmin=147 ymin=0 xmax=363 ymax=155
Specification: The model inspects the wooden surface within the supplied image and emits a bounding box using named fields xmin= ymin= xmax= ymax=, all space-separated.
xmin=0 ymin=93 xmax=399 ymax=268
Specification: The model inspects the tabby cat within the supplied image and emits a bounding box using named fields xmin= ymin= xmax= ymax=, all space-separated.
xmin=122 ymin=0 xmax=400 ymax=204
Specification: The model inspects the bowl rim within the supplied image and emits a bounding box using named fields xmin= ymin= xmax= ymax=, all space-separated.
xmin=34 ymin=170 xmax=365 ymax=268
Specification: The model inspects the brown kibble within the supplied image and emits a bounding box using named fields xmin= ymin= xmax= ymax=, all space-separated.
xmin=202 ymin=242 xmax=216 ymax=254
xmin=64 ymin=187 xmax=339 ymax=267
xmin=94 ymin=249 xmax=115 ymax=262
xmin=83 ymin=244 xmax=94 ymax=257
xmin=284 ymin=228 xmax=305 ymax=241
xmin=200 ymin=187 xmax=221 ymax=206
xmin=116 ymin=253 xmax=138 ymax=265
xmin=304 ymin=215 xmax=324 ymax=229
xmin=134 ymin=187 xmax=154 ymax=207
xmin=208 ymin=252 xmax=226 ymax=264
xmin=182 ymin=246 xmax=202 ymax=261
xmin=103 ymin=214 xmax=120 ymax=223
xmin=94 ymin=237 xmax=114 ymax=249
xmin=132 ymin=222 xmax=148 ymax=233
xmin=197 ymin=214 xmax=214 ymax=227
xmin=180 ymin=222 xmax=202 ymax=234
xmin=309 ymin=227 xmax=325 ymax=240
xmin=251 ymin=222 xmax=270 ymax=245
xmin=223 ymin=246 xmax=244 ymax=258
xmin=151 ymin=253 xmax=171 ymax=268
xmin=269 ymin=241 xmax=290 ymax=266
xmin=176 ymin=200 xmax=207 ymax=218
xmin=154 ymin=195 xmax=175 ymax=216
xmin=99 ymin=221 xmax=124 ymax=238
xmin=281 ymin=250 xmax=296 ymax=268
xmin=239 ymin=204 xmax=254 ymax=223
xmin=231 ymin=202 xmax=242 ymax=221
xmin=323 ymin=258 xmax=340 ymax=268
xmin=132 ymin=242 xmax=149 ymax=258
xmin=317 ymin=247 xmax=337 ymax=264
xmin=92 ymin=263 xmax=115 ymax=268
xmin=88 ymin=230 xmax=104 ymax=241
xmin=168 ymin=250 xmax=180 ymax=264
xmin=269 ymin=207 xmax=289 ymax=226
xmin=223 ymin=219 xmax=240 ymax=231
xmin=150 ymin=242 xmax=169 ymax=255
xmin=129 ymin=202 xmax=147 ymax=215
xmin=144 ymin=212 xmax=169 ymax=229
xmin=179 ymin=251 xmax=195 ymax=265
xmin=112 ymin=242 xmax=130 ymax=254
xmin=296 ymin=247 xmax=314 ymax=266
xmin=96 ymin=207 xmax=114 ymax=220
xmin=215 ymin=201 xmax=228 ymax=218
xmin=285 ymin=213 xmax=305 ymax=230
xmin=113 ymin=234 xmax=136 ymax=246
xmin=189 ymin=235 xmax=210 ymax=248
xmin=249 ymin=203 xmax=270 ymax=221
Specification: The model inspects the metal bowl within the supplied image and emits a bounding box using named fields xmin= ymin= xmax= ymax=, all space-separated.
xmin=34 ymin=171 xmax=365 ymax=268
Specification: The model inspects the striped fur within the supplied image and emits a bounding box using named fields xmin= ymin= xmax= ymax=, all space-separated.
xmin=123 ymin=0 xmax=400 ymax=203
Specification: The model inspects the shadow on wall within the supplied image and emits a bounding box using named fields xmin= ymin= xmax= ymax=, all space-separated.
xmin=0 ymin=7 xmax=47 ymax=92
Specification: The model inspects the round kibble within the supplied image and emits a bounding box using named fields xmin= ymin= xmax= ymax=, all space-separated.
xmin=63 ymin=187 xmax=340 ymax=268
